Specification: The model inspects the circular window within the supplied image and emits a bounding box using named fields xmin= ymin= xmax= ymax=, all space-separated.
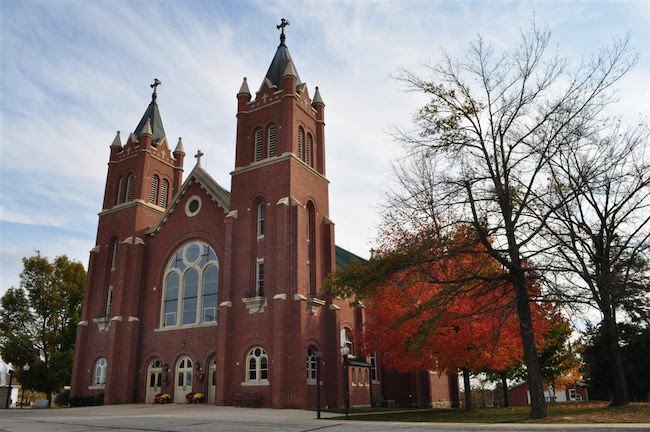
xmin=185 ymin=196 xmax=202 ymax=217
xmin=185 ymin=243 xmax=201 ymax=263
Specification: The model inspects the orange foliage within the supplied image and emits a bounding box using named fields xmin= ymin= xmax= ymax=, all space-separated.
xmin=365 ymin=229 xmax=550 ymax=375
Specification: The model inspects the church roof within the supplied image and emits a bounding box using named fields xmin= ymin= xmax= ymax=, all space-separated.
xmin=264 ymin=41 xmax=301 ymax=88
xmin=134 ymin=98 xmax=166 ymax=142
xmin=335 ymin=246 xmax=366 ymax=270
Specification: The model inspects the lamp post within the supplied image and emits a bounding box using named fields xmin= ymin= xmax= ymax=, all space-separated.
xmin=340 ymin=346 xmax=350 ymax=419
xmin=20 ymin=364 xmax=29 ymax=409
xmin=5 ymin=369 xmax=13 ymax=409
xmin=314 ymin=351 xmax=322 ymax=419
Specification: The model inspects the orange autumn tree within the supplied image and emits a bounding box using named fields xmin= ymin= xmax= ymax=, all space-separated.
xmin=330 ymin=225 xmax=552 ymax=408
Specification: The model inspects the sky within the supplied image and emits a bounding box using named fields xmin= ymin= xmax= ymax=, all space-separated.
xmin=1 ymin=1 xmax=648 ymax=300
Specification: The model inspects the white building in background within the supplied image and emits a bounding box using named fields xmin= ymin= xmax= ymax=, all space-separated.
xmin=0 ymin=357 xmax=20 ymax=408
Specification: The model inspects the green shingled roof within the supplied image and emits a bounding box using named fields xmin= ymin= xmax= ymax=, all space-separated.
xmin=335 ymin=246 xmax=366 ymax=270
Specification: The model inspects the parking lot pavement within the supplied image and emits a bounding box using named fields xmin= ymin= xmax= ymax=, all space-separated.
xmin=0 ymin=405 xmax=649 ymax=432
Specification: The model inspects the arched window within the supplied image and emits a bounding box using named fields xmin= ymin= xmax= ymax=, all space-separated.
xmin=94 ymin=357 xmax=107 ymax=386
xmin=306 ymin=346 xmax=318 ymax=384
xmin=254 ymin=128 xmax=264 ymax=162
xmin=297 ymin=126 xmax=304 ymax=160
xmin=149 ymin=175 xmax=159 ymax=204
xmin=117 ymin=176 xmax=126 ymax=204
xmin=256 ymin=201 xmax=266 ymax=238
xmin=341 ymin=328 xmax=354 ymax=357
xmin=351 ymin=368 xmax=356 ymax=386
xmin=162 ymin=241 xmax=219 ymax=327
xmin=267 ymin=124 xmax=276 ymax=157
xmin=305 ymin=133 xmax=313 ymax=167
xmin=125 ymin=174 xmax=134 ymax=202
xmin=246 ymin=347 xmax=269 ymax=383
xmin=159 ymin=179 xmax=169 ymax=208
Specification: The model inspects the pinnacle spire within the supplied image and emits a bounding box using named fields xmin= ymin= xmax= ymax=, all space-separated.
xmin=140 ymin=118 xmax=153 ymax=137
xmin=238 ymin=77 xmax=251 ymax=96
xmin=134 ymin=79 xmax=166 ymax=141
xmin=174 ymin=137 xmax=185 ymax=155
xmin=312 ymin=86 xmax=325 ymax=106
xmin=110 ymin=131 xmax=122 ymax=148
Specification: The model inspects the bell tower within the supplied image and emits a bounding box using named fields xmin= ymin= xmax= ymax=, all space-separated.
xmin=71 ymin=81 xmax=185 ymax=403
xmin=223 ymin=20 xmax=338 ymax=408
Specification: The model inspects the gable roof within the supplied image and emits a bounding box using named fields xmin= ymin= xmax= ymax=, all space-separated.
xmin=148 ymin=164 xmax=230 ymax=235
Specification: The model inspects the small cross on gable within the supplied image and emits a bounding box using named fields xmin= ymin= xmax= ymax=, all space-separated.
xmin=195 ymin=149 xmax=204 ymax=166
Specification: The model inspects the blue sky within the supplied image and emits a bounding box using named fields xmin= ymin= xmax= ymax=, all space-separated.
xmin=1 ymin=1 xmax=648 ymax=299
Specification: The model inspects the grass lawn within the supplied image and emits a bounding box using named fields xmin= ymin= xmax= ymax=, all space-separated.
xmin=326 ymin=402 xmax=650 ymax=423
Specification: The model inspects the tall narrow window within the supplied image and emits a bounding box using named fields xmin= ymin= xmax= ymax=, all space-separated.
xmin=256 ymin=259 xmax=265 ymax=296
xmin=162 ymin=242 xmax=219 ymax=327
xmin=105 ymin=286 xmax=114 ymax=317
xmin=306 ymin=133 xmax=313 ymax=167
xmin=159 ymin=179 xmax=169 ymax=208
xmin=94 ymin=357 xmax=107 ymax=386
xmin=110 ymin=240 xmax=118 ymax=270
xmin=257 ymin=201 xmax=266 ymax=238
xmin=125 ymin=174 xmax=134 ymax=202
xmin=182 ymin=268 xmax=198 ymax=325
xmin=267 ymin=124 xmax=276 ymax=157
xmin=117 ymin=176 xmax=126 ymax=204
xmin=370 ymin=354 xmax=378 ymax=382
xmin=254 ymin=128 xmax=263 ymax=162
xmin=297 ymin=126 xmax=304 ymax=160
xmin=202 ymin=265 xmax=218 ymax=322
xmin=306 ymin=203 xmax=316 ymax=296
xmin=149 ymin=175 xmax=159 ymax=204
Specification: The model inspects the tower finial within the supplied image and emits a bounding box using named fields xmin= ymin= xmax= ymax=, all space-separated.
xmin=150 ymin=78 xmax=161 ymax=101
xmin=277 ymin=18 xmax=289 ymax=46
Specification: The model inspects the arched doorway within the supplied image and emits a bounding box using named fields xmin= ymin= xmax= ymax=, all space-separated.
xmin=208 ymin=356 xmax=217 ymax=404
xmin=145 ymin=359 xmax=163 ymax=403
xmin=175 ymin=356 xmax=192 ymax=404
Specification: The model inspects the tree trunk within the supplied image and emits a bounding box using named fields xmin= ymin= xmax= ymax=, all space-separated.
xmin=601 ymin=311 xmax=629 ymax=406
xmin=512 ymin=269 xmax=547 ymax=418
xmin=462 ymin=367 xmax=472 ymax=411
xmin=501 ymin=372 xmax=509 ymax=407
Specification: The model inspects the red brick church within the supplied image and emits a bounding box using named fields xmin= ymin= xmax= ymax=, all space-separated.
xmin=71 ymin=20 xmax=456 ymax=408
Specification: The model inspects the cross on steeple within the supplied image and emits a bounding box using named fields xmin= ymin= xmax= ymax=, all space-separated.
xmin=151 ymin=78 xmax=161 ymax=101
xmin=277 ymin=18 xmax=289 ymax=45
xmin=195 ymin=149 xmax=204 ymax=166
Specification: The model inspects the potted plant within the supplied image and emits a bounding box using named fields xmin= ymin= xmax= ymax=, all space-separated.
xmin=185 ymin=392 xmax=194 ymax=404
xmin=192 ymin=392 xmax=204 ymax=404
xmin=161 ymin=393 xmax=171 ymax=404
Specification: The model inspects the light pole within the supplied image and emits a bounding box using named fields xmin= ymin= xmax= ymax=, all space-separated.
xmin=340 ymin=347 xmax=350 ymax=419
xmin=315 ymin=351 xmax=322 ymax=419
xmin=5 ymin=368 xmax=13 ymax=409
xmin=20 ymin=364 xmax=29 ymax=409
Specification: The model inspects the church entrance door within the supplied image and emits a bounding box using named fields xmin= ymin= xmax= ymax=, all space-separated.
xmin=175 ymin=356 xmax=192 ymax=404
xmin=208 ymin=356 xmax=217 ymax=404
xmin=145 ymin=359 xmax=163 ymax=403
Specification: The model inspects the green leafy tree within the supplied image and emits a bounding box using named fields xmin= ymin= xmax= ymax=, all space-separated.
xmin=0 ymin=253 xmax=85 ymax=406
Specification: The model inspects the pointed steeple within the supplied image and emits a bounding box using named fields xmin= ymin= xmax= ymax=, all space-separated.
xmin=282 ymin=59 xmax=298 ymax=79
xmin=110 ymin=131 xmax=122 ymax=148
xmin=140 ymin=118 xmax=153 ymax=137
xmin=134 ymin=79 xmax=166 ymax=142
xmin=174 ymin=137 xmax=185 ymax=155
xmin=312 ymin=86 xmax=325 ymax=106
xmin=264 ymin=19 xmax=301 ymax=87
xmin=238 ymin=77 xmax=251 ymax=97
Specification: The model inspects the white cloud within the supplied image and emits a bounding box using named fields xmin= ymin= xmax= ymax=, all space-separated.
xmin=1 ymin=1 xmax=648 ymax=299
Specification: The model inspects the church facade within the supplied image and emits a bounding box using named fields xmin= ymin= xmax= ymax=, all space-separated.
xmin=71 ymin=22 xmax=455 ymax=409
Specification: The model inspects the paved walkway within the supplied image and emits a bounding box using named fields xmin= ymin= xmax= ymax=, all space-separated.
xmin=0 ymin=404 xmax=648 ymax=432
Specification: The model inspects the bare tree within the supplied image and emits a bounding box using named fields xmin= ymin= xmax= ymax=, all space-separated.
xmin=389 ymin=22 xmax=637 ymax=418
xmin=545 ymin=123 xmax=650 ymax=405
